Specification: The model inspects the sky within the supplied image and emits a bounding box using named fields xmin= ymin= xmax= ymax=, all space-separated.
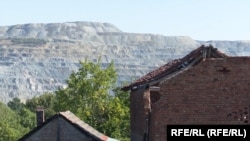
xmin=0 ymin=0 xmax=249 ymax=41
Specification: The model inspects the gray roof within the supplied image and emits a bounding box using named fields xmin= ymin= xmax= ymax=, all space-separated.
xmin=59 ymin=111 xmax=112 ymax=141
xmin=19 ymin=110 xmax=119 ymax=141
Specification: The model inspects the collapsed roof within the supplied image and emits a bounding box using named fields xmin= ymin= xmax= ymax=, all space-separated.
xmin=122 ymin=45 xmax=228 ymax=91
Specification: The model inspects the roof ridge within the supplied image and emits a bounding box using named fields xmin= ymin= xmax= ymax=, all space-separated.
xmin=121 ymin=45 xmax=227 ymax=91
xmin=59 ymin=111 xmax=108 ymax=141
xmin=19 ymin=110 xmax=119 ymax=141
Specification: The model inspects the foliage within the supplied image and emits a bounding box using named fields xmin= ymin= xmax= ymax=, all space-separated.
xmin=54 ymin=59 xmax=130 ymax=139
xmin=7 ymin=98 xmax=36 ymax=130
xmin=0 ymin=102 xmax=28 ymax=141
xmin=25 ymin=92 xmax=56 ymax=119
xmin=113 ymin=87 xmax=130 ymax=138
xmin=1 ymin=59 xmax=130 ymax=140
xmin=7 ymin=97 xmax=24 ymax=111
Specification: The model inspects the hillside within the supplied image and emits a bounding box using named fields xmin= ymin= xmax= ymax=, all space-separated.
xmin=0 ymin=21 xmax=249 ymax=103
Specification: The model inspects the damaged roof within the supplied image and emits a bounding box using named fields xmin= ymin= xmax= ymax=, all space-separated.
xmin=122 ymin=45 xmax=228 ymax=91
xmin=19 ymin=111 xmax=119 ymax=141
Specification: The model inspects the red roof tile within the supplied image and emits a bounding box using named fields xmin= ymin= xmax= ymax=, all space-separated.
xmin=122 ymin=45 xmax=228 ymax=91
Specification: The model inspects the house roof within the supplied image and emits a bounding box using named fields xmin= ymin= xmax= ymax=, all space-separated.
xmin=19 ymin=111 xmax=119 ymax=141
xmin=59 ymin=111 xmax=109 ymax=141
xmin=121 ymin=45 xmax=228 ymax=91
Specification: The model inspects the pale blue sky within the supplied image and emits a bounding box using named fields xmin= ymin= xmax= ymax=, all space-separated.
xmin=1 ymin=0 xmax=249 ymax=40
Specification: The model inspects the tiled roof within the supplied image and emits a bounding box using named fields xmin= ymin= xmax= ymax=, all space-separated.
xmin=122 ymin=45 xmax=228 ymax=91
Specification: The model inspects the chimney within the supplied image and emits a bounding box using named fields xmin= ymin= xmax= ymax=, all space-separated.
xmin=36 ymin=107 xmax=45 ymax=127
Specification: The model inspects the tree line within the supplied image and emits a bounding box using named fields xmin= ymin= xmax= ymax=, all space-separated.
xmin=0 ymin=59 xmax=130 ymax=141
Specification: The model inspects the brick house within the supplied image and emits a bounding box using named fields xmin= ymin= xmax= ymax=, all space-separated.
xmin=19 ymin=110 xmax=118 ymax=141
xmin=122 ymin=45 xmax=250 ymax=141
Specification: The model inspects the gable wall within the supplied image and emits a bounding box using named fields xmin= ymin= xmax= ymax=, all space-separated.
xmin=24 ymin=117 xmax=58 ymax=141
xmin=57 ymin=117 xmax=96 ymax=141
xmin=23 ymin=117 xmax=97 ymax=141
xmin=149 ymin=57 xmax=250 ymax=141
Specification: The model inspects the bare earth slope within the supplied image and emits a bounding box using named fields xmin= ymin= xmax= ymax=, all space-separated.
xmin=0 ymin=21 xmax=249 ymax=103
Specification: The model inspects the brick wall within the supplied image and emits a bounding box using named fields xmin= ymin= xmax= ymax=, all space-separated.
xmin=130 ymin=87 xmax=149 ymax=141
xmin=149 ymin=57 xmax=250 ymax=141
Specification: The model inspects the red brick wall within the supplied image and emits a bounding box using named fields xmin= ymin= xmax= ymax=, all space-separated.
xmin=149 ymin=57 xmax=250 ymax=141
xmin=130 ymin=87 xmax=149 ymax=141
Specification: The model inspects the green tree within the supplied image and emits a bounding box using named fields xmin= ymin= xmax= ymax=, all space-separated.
xmin=7 ymin=97 xmax=24 ymax=111
xmin=25 ymin=92 xmax=56 ymax=119
xmin=0 ymin=102 xmax=28 ymax=141
xmin=54 ymin=59 xmax=129 ymax=139
xmin=112 ymin=87 xmax=130 ymax=138
xmin=7 ymin=98 xmax=36 ymax=130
